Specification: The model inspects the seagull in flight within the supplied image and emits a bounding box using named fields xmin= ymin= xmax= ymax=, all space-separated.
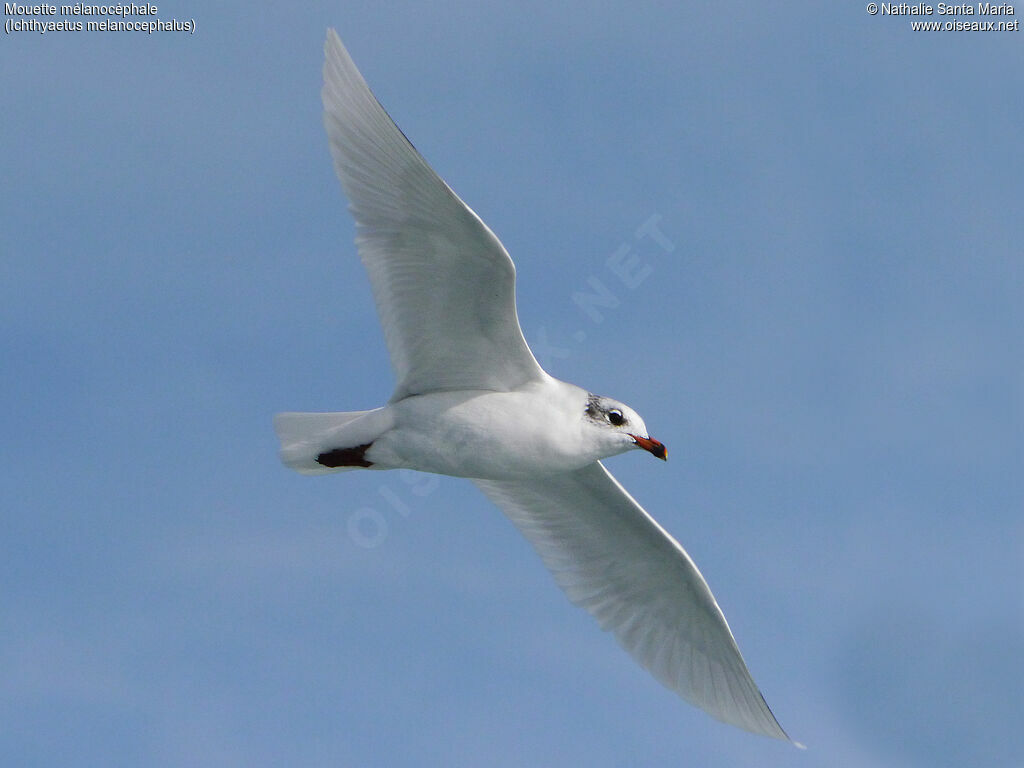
xmin=275 ymin=28 xmax=796 ymax=743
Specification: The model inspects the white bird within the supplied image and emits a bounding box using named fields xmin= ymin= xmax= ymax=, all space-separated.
xmin=275 ymin=28 xmax=795 ymax=743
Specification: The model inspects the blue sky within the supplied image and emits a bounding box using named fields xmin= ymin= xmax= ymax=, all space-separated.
xmin=3 ymin=2 xmax=1022 ymax=766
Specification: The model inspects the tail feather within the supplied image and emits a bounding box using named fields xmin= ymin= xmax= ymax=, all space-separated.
xmin=273 ymin=409 xmax=384 ymax=475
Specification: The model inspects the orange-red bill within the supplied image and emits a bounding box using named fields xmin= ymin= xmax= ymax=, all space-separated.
xmin=631 ymin=434 xmax=667 ymax=461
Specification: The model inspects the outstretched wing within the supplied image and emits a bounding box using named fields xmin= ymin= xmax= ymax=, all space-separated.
xmin=322 ymin=30 xmax=547 ymax=401
xmin=475 ymin=462 xmax=793 ymax=741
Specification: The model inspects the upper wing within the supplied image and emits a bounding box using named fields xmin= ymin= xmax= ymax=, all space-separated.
xmin=474 ymin=462 xmax=793 ymax=742
xmin=322 ymin=30 xmax=548 ymax=401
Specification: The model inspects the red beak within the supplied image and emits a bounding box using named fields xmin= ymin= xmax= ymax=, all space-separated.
xmin=630 ymin=434 xmax=667 ymax=461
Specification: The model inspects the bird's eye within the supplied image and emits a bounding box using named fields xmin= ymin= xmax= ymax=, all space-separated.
xmin=608 ymin=409 xmax=625 ymax=426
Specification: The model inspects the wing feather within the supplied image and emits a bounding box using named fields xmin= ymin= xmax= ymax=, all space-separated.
xmin=475 ymin=462 xmax=792 ymax=741
xmin=322 ymin=30 xmax=547 ymax=400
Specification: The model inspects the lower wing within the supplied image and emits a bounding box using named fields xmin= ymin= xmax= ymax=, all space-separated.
xmin=474 ymin=462 xmax=793 ymax=741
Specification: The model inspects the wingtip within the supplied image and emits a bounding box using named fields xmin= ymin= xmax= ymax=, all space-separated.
xmin=773 ymin=716 xmax=805 ymax=749
xmin=324 ymin=27 xmax=345 ymax=62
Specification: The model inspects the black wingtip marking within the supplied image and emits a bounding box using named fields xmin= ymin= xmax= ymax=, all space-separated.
xmin=316 ymin=442 xmax=374 ymax=468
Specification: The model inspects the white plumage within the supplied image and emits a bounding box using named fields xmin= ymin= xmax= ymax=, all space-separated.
xmin=275 ymin=28 xmax=796 ymax=744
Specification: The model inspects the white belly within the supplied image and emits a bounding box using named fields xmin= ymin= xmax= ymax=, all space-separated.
xmin=366 ymin=385 xmax=596 ymax=480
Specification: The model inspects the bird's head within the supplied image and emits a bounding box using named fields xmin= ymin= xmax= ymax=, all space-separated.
xmin=582 ymin=393 xmax=667 ymax=461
